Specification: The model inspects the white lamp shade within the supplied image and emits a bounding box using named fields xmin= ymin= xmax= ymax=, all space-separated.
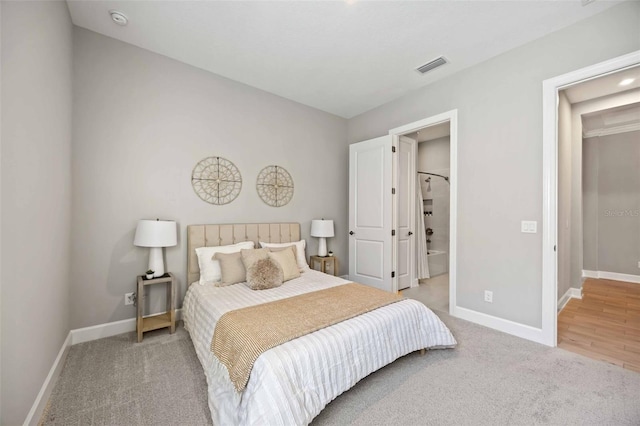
xmin=310 ymin=219 xmax=334 ymax=238
xmin=134 ymin=219 xmax=177 ymax=247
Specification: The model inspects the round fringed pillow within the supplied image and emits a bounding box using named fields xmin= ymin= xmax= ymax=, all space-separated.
xmin=245 ymin=257 xmax=284 ymax=290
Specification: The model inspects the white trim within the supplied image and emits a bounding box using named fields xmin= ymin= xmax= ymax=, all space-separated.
xmin=542 ymin=50 xmax=640 ymax=348
xmin=558 ymin=287 xmax=582 ymax=313
xmin=583 ymin=122 xmax=640 ymax=138
xmin=581 ymin=270 xmax=640 ymax=284
xmin=596 ymin=271 xmax=640 ymax=283
xmin=389 ymin=109 xmax=458 ymax=318
xmin=71 ymin=309 xmax=183 ymax=345
xmin=23 ymin=332 xmax=72 ymax=426
xmin=71 ymin=317 xmax=137 ymax=345
xmin=453 ymin=306 xmax=547 ymax=345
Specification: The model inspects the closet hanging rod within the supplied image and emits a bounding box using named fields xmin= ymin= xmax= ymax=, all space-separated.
xmin=417 ymin=171 xmax=450 ymax=182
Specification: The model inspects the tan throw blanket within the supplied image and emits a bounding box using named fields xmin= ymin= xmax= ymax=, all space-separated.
xmin=211 ymin=283 xmax=403 ymax=392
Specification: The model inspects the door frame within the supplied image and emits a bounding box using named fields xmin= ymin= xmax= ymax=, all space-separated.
xmin=389 ymin=109 xmax=458 ymax=315
xmin=541 ymin=50 xmax=640 ymax=347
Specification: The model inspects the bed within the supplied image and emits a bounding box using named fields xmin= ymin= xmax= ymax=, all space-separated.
xmin=182 ymin=223 xmax=457 ymax=425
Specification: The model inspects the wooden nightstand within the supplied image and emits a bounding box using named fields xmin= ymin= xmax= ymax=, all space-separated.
xmin=309 ymin=255 xmax=339 ymax=276
xmin=136 ymin=272 xmax=176 ymax=343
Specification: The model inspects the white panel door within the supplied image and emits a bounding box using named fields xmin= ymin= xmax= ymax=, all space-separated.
xmin=397 ymin=136 xmax=416 ymax=290
xmin=349 ymin=136 xmax=394 ymax=292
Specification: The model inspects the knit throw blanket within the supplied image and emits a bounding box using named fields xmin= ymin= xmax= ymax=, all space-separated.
xmin=211 ymin=283 xmax=403 ymax=391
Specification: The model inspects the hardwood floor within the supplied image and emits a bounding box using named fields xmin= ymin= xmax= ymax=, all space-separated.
xmin=558 ymin=278 xmax=640 ymax=373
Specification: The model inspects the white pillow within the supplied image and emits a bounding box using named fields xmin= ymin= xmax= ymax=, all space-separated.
xmin=259 ymin=240 xmax=309 ymax=271
xmin=195 ymin=241 xmax=255 ymax=285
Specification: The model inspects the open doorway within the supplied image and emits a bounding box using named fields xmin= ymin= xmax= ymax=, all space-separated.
xmin=401 ymin=123 xmax=451 ymax=313
xmin=541 ymin=50 xmax=640 ymax=348
xmin=388 ymin=111 xmax=457 ymax=316
xmin=555 ymin=65 xmax=640 ymax=371
xmin=347 ymin=110 xmax=457 ymax=314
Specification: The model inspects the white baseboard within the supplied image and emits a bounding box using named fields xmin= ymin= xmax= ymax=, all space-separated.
xmin=340 ymin=275 xmax=350 ymax=280
xmin=24 ymin=332 xmax=71 ymax=426
xmin=582 ymin=270 xmax=640 ymax=284
xmin=452 ymin=306 xmax=546 ymax=345
xmin=71 ymin=309 xmax=183 ymax=345
xmin=26 ymin=309 xmax=183 ymax=424
xmin=558 ymin=287 xmax=582 ymax=312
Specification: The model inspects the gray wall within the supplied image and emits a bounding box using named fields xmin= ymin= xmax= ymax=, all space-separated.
xmin=1 ymin=2 xmax=73 ymax=424
xmin=348 ymin=1 xmax=640 ymax=328
xmin=417 ymin=136 xmax=450 ymax=170
xmin=71 ymin=28 xmax=348 ymax=329
xmin=569 ymin=96 xmax=585 ymax=295
xmin=582 ymin=138 xmax=599 ymax=271
xmin=583 ymin=130 xmax=640 ymax=276
xmin=557 ymin=91 xmax=573 ymax=299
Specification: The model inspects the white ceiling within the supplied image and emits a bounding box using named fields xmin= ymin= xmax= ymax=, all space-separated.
xmin=67 ymin=0 xmax=622 ymax=118
xmin=405 ymin=122 xmax=450 ymax=142
xmin=564 ymin=65 xmax=640 ymax=104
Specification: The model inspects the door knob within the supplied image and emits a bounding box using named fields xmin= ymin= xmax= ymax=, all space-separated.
xmin=408 ymin=231 xmax=413 ymax=236
xmin=349 ymin=231 xmax=355 ymax=235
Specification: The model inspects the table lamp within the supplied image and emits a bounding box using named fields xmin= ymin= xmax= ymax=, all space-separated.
xmin=310 ymin=219 xmax=334 ymax=257
xmin=134 ymin=219 xmax=177 ymax=277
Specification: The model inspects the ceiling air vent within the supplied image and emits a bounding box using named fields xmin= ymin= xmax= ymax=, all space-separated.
xmin=416 ymin=56 xmax=448 ymax=74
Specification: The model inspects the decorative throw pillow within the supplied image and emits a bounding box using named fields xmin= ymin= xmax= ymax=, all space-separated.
xmin=195 ymin=241 xmax=255 ymax=285
xmin=241 ymin=248 xmax=269 ymax=271
xmin=268 ymin=246 xmax=302 ymax=258
xmin=260 ymin=240 xmax=309 ymax=271
xmin=266 ymin=245 xmax=299 ymax=269
xmin=268 ymin=246 xmax=301 ymax=282
xmin=214 ymin=251 xmax=246 ymax=286
xmin=245 ymin=257 xmax=283 ymax=290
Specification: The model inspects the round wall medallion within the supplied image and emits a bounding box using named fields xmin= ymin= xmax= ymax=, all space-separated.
xmin=191 ymin=157 xmax=242 ymax=205
xmin=256 ymin=165 xmax=294 ymax=207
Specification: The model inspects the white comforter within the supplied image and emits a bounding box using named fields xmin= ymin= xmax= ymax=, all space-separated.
xmin=183 ymin=270 xmax=456 ymax=426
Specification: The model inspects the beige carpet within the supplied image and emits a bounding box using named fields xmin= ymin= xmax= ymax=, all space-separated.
xmin=41 ymin=326 xmax=212 ymax=425
xmin=43 ymin=304 xmax=640 ymax=425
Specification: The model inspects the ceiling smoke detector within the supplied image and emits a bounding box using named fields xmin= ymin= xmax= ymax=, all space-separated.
xmin=415 ymin=56 xmax=448 ymax=75
xmin=109 ymin=10 xmax=128 ymax=26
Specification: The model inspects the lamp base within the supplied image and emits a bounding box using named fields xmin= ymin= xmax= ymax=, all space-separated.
xmin=148 ymin=247 xmax=166 ymax=277
xmin=318 ymin=237 xmax=328 ymax=257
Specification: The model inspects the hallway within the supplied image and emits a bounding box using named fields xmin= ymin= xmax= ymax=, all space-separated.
xmin=558 ymin=278 xmax=640 ymax=373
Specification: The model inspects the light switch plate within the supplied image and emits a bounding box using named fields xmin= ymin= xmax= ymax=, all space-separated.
xmin=521 ymin=220 xmax=537 ymax=233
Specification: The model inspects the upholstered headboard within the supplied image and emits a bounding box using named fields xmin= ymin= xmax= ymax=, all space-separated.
xmin=187 ymin=223 xmax=301 ymax=285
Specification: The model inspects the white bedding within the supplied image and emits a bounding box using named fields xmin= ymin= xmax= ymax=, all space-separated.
xmin=183 ymin=270 xmax=457 ymax=426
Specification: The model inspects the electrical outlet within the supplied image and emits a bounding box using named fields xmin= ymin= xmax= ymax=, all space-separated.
xmin=125 ymin=292 xmax=135 ymax=306
xmin=484 ymin=290 xmax=493 ymax=303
